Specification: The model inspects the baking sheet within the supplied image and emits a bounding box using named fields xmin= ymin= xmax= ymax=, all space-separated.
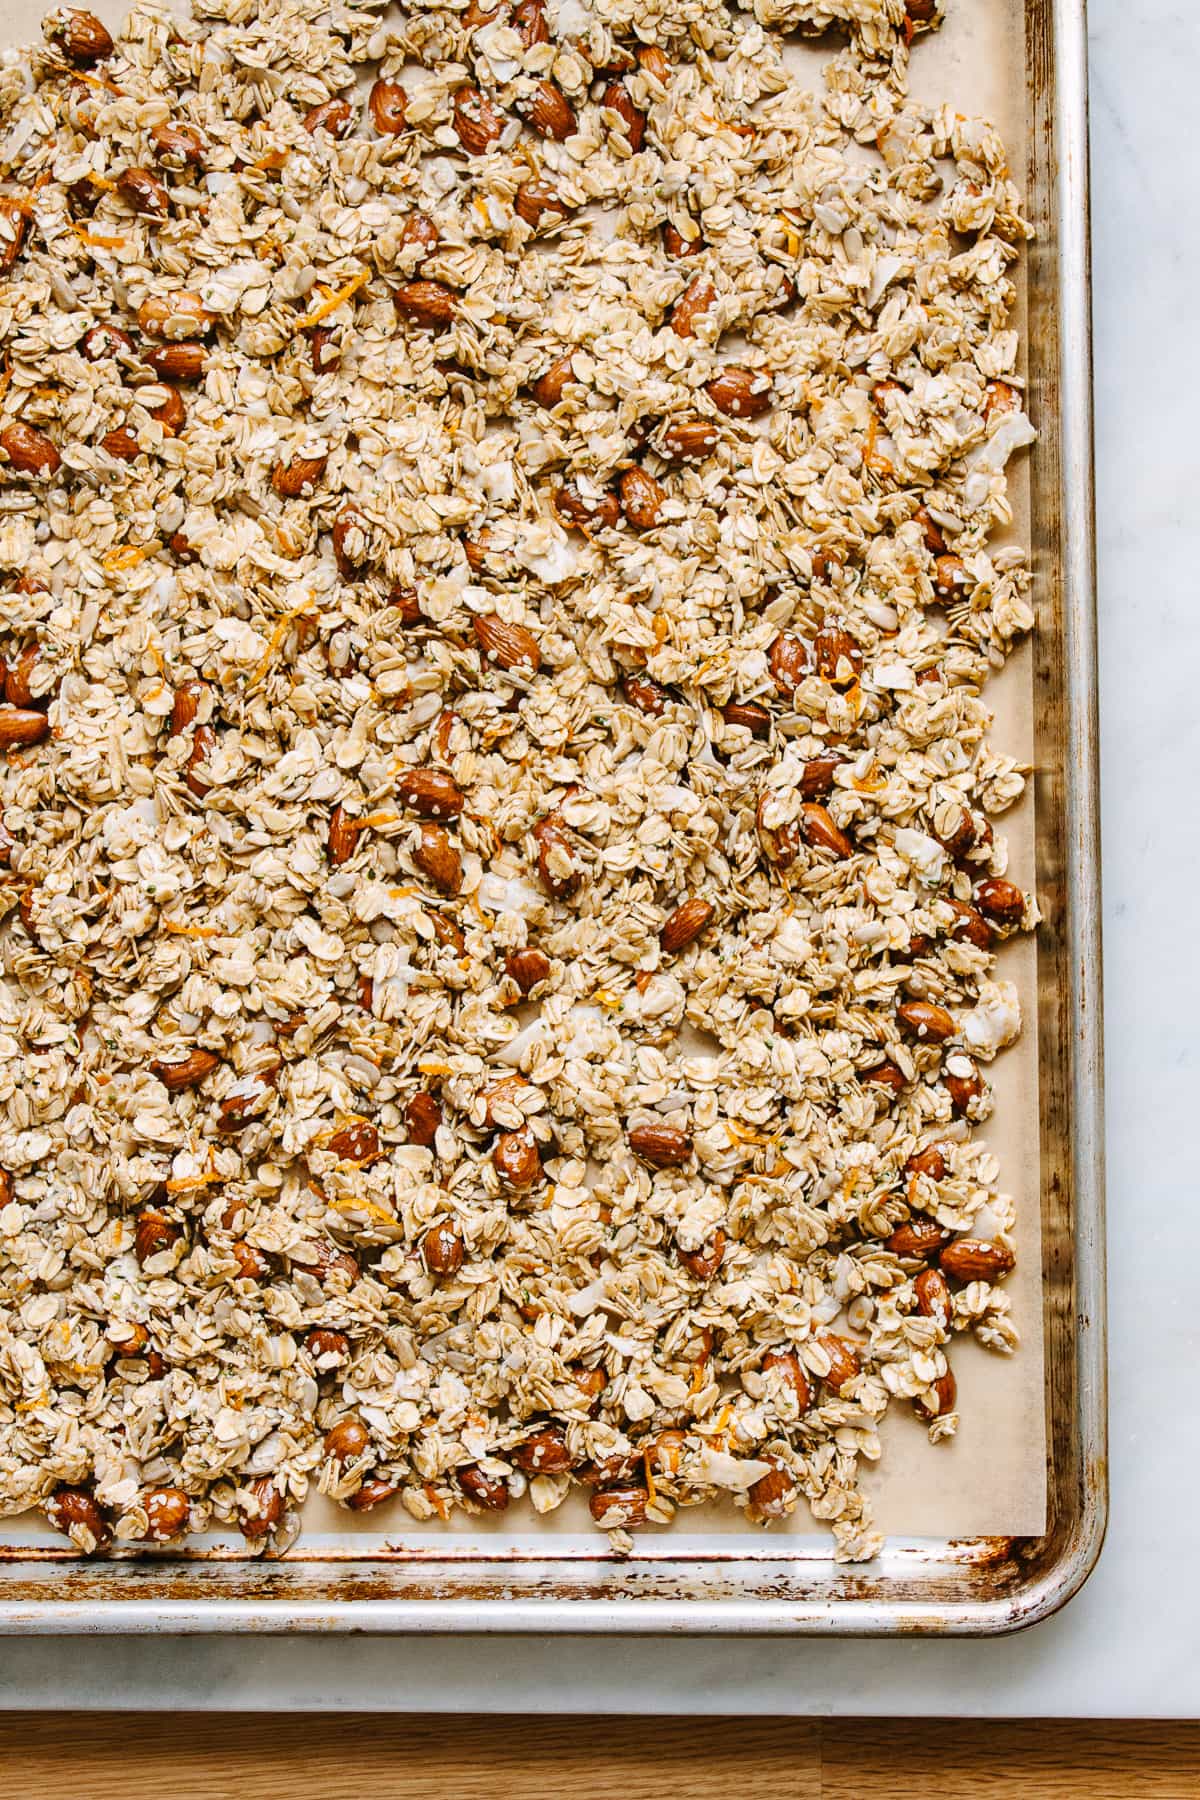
xmin=0 ymin=0 xmax=1046 ymax=1563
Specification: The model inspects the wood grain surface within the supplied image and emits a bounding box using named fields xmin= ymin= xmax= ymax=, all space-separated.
xmin=0 ymin=1715 xmax=1195 ymax=1798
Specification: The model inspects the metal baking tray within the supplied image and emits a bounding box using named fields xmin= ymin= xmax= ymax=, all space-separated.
xmin=0 ymin=0 xmax=1104 ymax=1634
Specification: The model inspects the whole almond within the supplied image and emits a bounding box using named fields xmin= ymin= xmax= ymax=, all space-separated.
xmin=505 ymin=947 xmax=551 ymax=992
xmin=4 ymin=646 xmax=40 ymax=709
xmin=722 ymin=699 xmax=771 ymax=738
xmin=423 ymin=1219 xmax=464 ymax=1275
xmin=815 ymin=1331 xmax=861 ymax=1393
xmin=945 ymin=897 xmax=993 ymax=951
xmin=872 ymin=378 xmax=904 ymax=413
xmin=332 ymin=506 xmax=369 ymax=579
xmin=798 ymin=802 xmax=853 ymax=859
xmin=239 ymin=1477 xmax=284 ymax=1541
xmin=660 ymin=418 xmax=718 ymax=461
xmin=186 ymin=723 xmax=216 ymax=795
xmin=149 ymin=1048 xmax=220 ymax=1092
xmin=623 ymin=672 xmax=669 ymax=716
xmin=150 ymin=120 xmax=206 ymax=167
xmin=896 ymin=1000 xmax=956 ymax=1043
xmin=456 ymin=1464 xmax=511 ymax=1510
xmin=389 ymin=584 xmax=423 ymax=624
xmin=974 ymin=877 xmax=1025 ymax=927
xmin=590 ymin=1484 xmax=649 ymax=1528
xmin=678 ymin=1227 xmax=725 ymax=1282
xmin=328 ymin=1120 xmax=380 ymax=1164
xmin=473 ymin=612 xmax=541 ymax=671
xmin=532 ymin=812 xmax=581 ymax=898
xmin=944 ymin=1057 xmax=985 ymax=1116
xmin=512 ymin=0 xmax=549 ymax=45
xmin=81 ymin=322 xmax=135 ymax=361
xmin=940 ymin=1238 xmax=1014 ymax=1283
xmin=512 ymin=1424 xmax=571 ymax=1474
xmin=638 ymin=45 xmax=672 ymax=84
xmin=523 ymin=79 xmax=575 ymax=140
xmin=413 ymin=821 xmax=463 ymax=894
xmin=670 ymin=274 xmax=716 ymax=337
xmin=906 ymin=1143 xmax=949 ymax=1182
xmin=619 ymin=466 xmax=666 ymax=528
xmin=769 ymin=632 xmax=811 ymax=693
xmin=101 ymin=426 xmax=140 ymax=461
xmin=142 ymin=1486 xmax=191 ymax=1542
xmin=145 ymin=342 xmax=206 ymax=382
xmin=135 ymin=1208 xmax=181 ymax=1266
xmin=1 ymin=423 xmax=61 ymax=477
xmin=137 ymin=291 xmax=214 ymax=339
xmin=0 ymin=708 xmax=50 ymax=749
xmin=747 ymin=1464 xmax=796 ymax=1520
xmin=304 ymin=1328 xmax=350 ymax=1364
xmin=705 ymin=366 xmax=773 ymax=419
xmin=662 ymin=221 xmax=704 ymax=257
xmin=400 ymin=210 xmax=439 ymax=256
xmin=308 ymin=326 xmax=339 ymax=373
xmin=216 ymin=1067 xmax=276 ymax=1130
xmin=554 ymin=482 xmax=620 ymax=529
xmin=368 ymin=78 xmax=408 ymax=134
xmin=660 ymin=896 xmax=715 ymax=954
xmin=431 ymin=913 xmax=465 ymax=952
xmin=530 ymin=353 xmax=576 ymax=408
xmin=393 ymin=279 xmax=457 ymax=328
xmin=169 ymin=530 xmax=198 ymax=562
xmin=271 ymin=453 xmax=327 ymax=497
xmin=151 ymin=387 xmax=186 ymax=436
xmin=864 ymin=1059 xmax=907 ymax=1094
xmin=813 ymin=624 xmax=863 ymax=682
xmin=886 ymin=1215 xmax=952 ymax=1260
xmin=231 ymin=1240 xmax=272 ymax=1282
xmin=304 ymin=98 xmax=355 ymax=139
xmin=514 ymin=177 xmax=571 ymax=229
xmin=601 ymin=80 xmax=645 ymax=151
xmin=628 ymin=1122 xmax=692 ymax=1168
xmin=914 ymin=1367 xmax=957 ymax=1420
xmin=45 ymin=1485 xmax=111 ymax=1549
xmin=405 ymin=1089 xmax=442 ymax=1146
xmin=396 ymin=768 xmax=465 ymax=818
xmin=0 ymin=199 xmax=28 ymax=274
xmin=118 ymin=167 xmax=170 ymax=218
xmin=800 ymin=755 xmax=843 ymax=799
xmin=984 ymin=379 xmax=1020 ymax=421
xmin=327 ymin=804 xmax=361 ymax=866
xmin=494 ymin=1127 xmax=541 ymax=1188
xmin=914 ymin=1267 xmax=953 ymax=1328
xmin=933 ymin=552 xmax=970 ymax=599
xmin=913 ymin=504 xmax=947 ymax=553
xmin=454 ymin=86 xmax=504 ymax=155
xmin=761 ymin=1349 xmax=811 ymax=1411
xmin=51 ymin=10 xmax=114 ymax=66
xmin=296 ymin=1236 xmax=360 ymax=1287
xmin=169 ymin=678 xmax=206 ymax=736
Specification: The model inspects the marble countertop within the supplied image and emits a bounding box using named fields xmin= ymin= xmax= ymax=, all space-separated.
xmin=0 ymin=0 xmax=1190 ymax=1715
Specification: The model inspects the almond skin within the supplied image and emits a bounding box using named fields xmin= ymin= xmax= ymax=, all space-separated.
xmin=678 ymin=1227 xmax=726 ymax=1282
xmin=304 ymin=98 xmax=355 ymax=139
xmin=1 ymin=423 xmax=61 ymax=476
xmin=530 ymin=354 xmax=577 ymax=408
xmin=368 ymin=78 xmax=408 ymax=134
xmin=623 ymin=672 xmax=669 ymax=716
xmin=396 ymin=768 xmax=466 ymax=818
xmin=945 ymin=897 xmax=994 ymax=951
xmin=670 ymin=274 xmax=716 ymax=337
xmin=413 ymin=822 xmax=463 ymax=895
xmin=100 ymin=427 xmax=140 ymax=461
xmin=152 ymin=387 xmax=186 ymax=436
xmin=271 ymin=453 xmax=327 ymax=498
xmin=896 ymin=1000 xmax=956 ymax=1043
xmin=768 ymin=633 xmax=811 ymax=693
xmin=135 ymin=1208 xmax=181 ymax=1266
xmin=512 ymin=1424 xmax=571 ymax=1474
xmin=532 ymin=812 xmax=581 ymax=898
xmin=914 ymin=1267 xmax=953 ymax=1328
xmin=863 ymin=1059 xmax=907 ymax=1095
xmin=906 ymin=1144 xmax=949 ymax=1182
xmin=747 ymin=1464 xmax=796 ymax=1520
xmin=304 ymin=1327 xmax=350 ymax=1365
xmin=169 ymin=678 xmax=206 ymax=736
xmin=761 ymin=1349 xmax=811 ymax=1411
xmin=660 ymin=418 xmax=718 ymax=461
xmin=405 ymin=1089 xmax=442 ymax=1147
xmin=512 ymin=0 xmax=549 ymax=45
xmin=493 ymin=1127 xmax=541 ymax=1188
xmin=0 ymin=707 xmax=50 ymax=750
xmin=346 ymin=1477 xmax=399 ymax=1512
xmin=150 ymin=121 xmax=206 ymax=167
xmin=813 ymin=625 xmax=863 ymax=683
xmin=231 ymin=1240 xmax=272 ymax=1282
xmin=798 ymin=802 xmax=853 ymax=859
xmin=239 ymin=1478 xmax=284 ymax=1541
xmin=142 ymin=1486 xmax=191 ymax=1542
xmin=456 ymin=1464 xmax=511 ymax=1509
xmin=939 ymin=1238 xmax=1014 ymax=1283
xmin=296 ymin=1237 xmax=360 ymax=1287
xmin=662 ymin=221 xmax=704 ymax=257
xmin=327 ymin=1120 xmax=381 ymax=1164
xmin=331 ymin=506 xmax=369 ymax=579
xmin=45 ymin=1486 xmax=111 ymax=1549
xmin=81 ymin=322 xmax=135 ymax=361
xmin=522 ymin=79 xmax=575 ymax=140
xmin=505 ymin=947 xmax=551 ymax=993
xmin=400 ymin=211 xmax=439 ymax=257
xmin=138 ymin=291 xmax=214 ymax=339
xmin=453 ymin=86 xmax=504 ymax=154
xmin=590 ymin=1484 xmax=649 ymax=1528
xmin=722 ymin=699 xmax=772 ymax=738
xmin=554 ymin=482 xmax=620 ymax=530
xmin=118 ymin=167 xmax=170 ymax=218
xmin=974 ymin=877 xmax=1025 ymax=927
xmin=705 ymin=366 xmax=773 ymax=419
xmin=619 ymin=466 xmax=666 ymax=528
xmin=0 ymin=199 xmax=28 ymax=273
xmin=514 ymin=177 xmax=571 ymax=229
xmin=628 ymin=1122 xmax=692 ymax=1168
xmin=473 ymin=612 xmax=541 ymax=671
xmin=149 ymin=1048 xmax=220 ymax=1092
xmin=913 ymin=504 xmax=947 ymax=553
xmin=933 ymin=553 xmax=970 ymax=599
xmin=984 ymin=379 xmax=1021 ymax=421
xmin=601 ymin=80 xmax=645 ymax=150
xmin=660 ymin=896 xmax=715 ymax=954
xmin=886 ymin=1215 xmax=952 ymax=1260
xmin=914 ymin=1367 xmax=957 ymax=1421
xmin=4 ymin=646 xmax=40 ymax=709
xmin=423 ymin=1219 xmax=464 ymax=1275
xmin=327 ymin=804 xmax=361 ymax=866
xmin=800 ymin=754 xmax=843 ymax=799
xmin=944 ymin=1058 xmax=985 ymax=1116
xmin=393 ymin=279 xmax=457 ymax=327
xmin=53 ymin=11 xmax=114 ymax=66
xmin=815 ymin=1331 xmax=861 ymax=1393
xmin=145 ymin=342 xmax=207 ymax=382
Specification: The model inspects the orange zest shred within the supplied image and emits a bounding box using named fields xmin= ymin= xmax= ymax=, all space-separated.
xmin=102 ymin=540 xmax=160 ymax=573
xmin=67 ymin=66 xmax=124 ymax=94
xmin=162 ymin=918 xmax=219 ymax=938
xmin=331 ymin=1194 xmax=396 ymax=1224
xmin=293 ymin=267 xmax=371 ymax=334
xmin=423 ymin=1482 xmax=450 ymax=1521
xmin=249 ymin=602 xmax=311 ymax=686
xmin=643 ymin=1449 xmax=657 ymax=1507
xmin=165 ymin=1170 xmax=220 ymax=1193
xmin=72 ymin=223 xmax=126 ymax=249
xmin=417 ymin=1059 xmax=452 ymax=1076
xmin=251 ymin=148 xmax=289 ymax=172
xmin=724 ymin=1120 xmax=775 ymax=1147
xmin=358 ymin=810 xmax=399 ymax=830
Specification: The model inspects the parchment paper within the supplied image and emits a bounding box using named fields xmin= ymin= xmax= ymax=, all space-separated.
xmin=0 ymin=0 xmax=1045 ymax=1555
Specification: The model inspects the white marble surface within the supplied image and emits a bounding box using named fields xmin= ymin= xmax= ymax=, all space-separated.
xmin=0 ymin=0 xmax=1192 ymax=1714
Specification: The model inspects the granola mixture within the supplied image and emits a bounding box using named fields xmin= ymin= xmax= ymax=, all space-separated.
xmin=0 ymin=0 xmax=1037 ymax=1560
